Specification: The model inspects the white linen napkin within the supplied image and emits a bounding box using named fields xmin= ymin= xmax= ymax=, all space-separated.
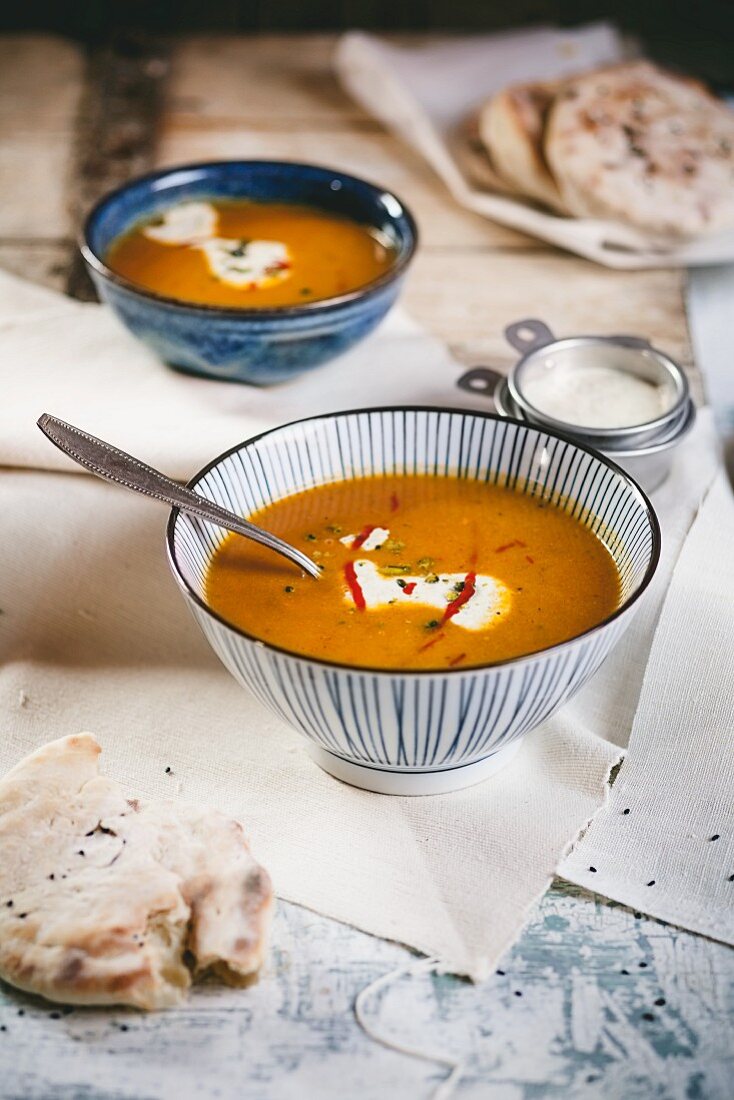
xmin=0 ymin=271 xmax=465 ymax=480
xmin=561 ymin=473 xmax=734 ymax=944
xmin=334 ymin=29 xmax=734 ymax=270
xmin=0 ymin=271 xmax=720 ymax=976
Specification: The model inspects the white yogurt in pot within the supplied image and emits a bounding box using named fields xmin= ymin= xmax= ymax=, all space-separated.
xmin=521 ymin=361 xmax=668 ymax=430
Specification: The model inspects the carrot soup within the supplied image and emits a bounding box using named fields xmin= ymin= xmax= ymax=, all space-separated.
xmin=105 ymin=199 xmax=395 ymax=308
xmin=205 ymin=474 xmax=621 ymax=671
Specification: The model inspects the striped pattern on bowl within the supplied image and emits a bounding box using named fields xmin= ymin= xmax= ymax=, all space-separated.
xmin=167 ymin=408 xmax=659 ymax=781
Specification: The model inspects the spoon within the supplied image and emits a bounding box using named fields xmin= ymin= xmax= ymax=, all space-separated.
xmin=37 ymin=414 xmax=321 ymax=579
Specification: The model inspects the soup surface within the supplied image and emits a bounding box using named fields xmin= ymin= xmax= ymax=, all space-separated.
xmin=105 ymin=199 xmax=395 ymax=308
xmin=204 ymin=475 xmax=621 ymax=671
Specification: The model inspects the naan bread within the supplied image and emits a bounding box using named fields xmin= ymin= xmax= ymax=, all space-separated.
xmin=544 ymin=61 xmax=734 ymax=237
xmin=478 ymin=81 xmax=569 ymax=213
xmin=0 ymin=735 xmax=274 ymax=1009
xmin=453 ymin=111 xmax=522 ymax=196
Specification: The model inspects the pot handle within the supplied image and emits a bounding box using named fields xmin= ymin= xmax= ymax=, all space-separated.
xmin=504 ymin=319 xmax=555 ymax=354
xmin=606 ymin=334 xmax=652 ymax=349
xmin=456 ymin=366 xmax=504 ymax=400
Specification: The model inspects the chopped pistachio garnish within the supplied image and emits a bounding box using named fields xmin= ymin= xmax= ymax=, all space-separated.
xmin=383 ymin=537 xmax=406 ymax=553
xmin=425 ymin=573 xmax=439 ymax=584
xmin=381 ymin=564 xmax=412 ymax=575
xmin=325 ymin=524 xmax=343 ymax=534
xmin=305 ymin=533 xmax=317 ymax=541
xmin=416 ymin=556 xmax=435 ymax=571
xmin=284 ymin=585 xmax=294 ymax=593
xmin=425 ymin=619 xmax=440 ymax=630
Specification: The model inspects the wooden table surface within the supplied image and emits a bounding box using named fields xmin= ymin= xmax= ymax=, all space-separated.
xmin=0 ymin=33 xmax=731 ymax=1100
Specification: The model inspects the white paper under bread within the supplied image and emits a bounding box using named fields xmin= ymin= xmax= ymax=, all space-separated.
xmin=335 ymin=28 xmax=734 ymax=269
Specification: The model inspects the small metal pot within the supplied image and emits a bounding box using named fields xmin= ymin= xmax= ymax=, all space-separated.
xmin=457 ymin=319 xmax=696 ymax=494
xmin=504 ymin=319 xmax=690 ymax=446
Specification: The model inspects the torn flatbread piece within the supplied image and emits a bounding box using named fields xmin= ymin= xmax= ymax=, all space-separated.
xmin=478 ymin=80 xmax=569 ymax=213
xmin=544 ymin=61 xmax=734 ymax=237
xmin=453 ymin=111 xmax=523 ymax=196
xmin=0 ymin=734 xmax=274 ymax=1009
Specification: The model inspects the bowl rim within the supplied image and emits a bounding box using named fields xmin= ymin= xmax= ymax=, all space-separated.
xmin=166 ymin=406 xmax=662 ymax=677
xmin=79 ymin=159 xmax=419 ymax=319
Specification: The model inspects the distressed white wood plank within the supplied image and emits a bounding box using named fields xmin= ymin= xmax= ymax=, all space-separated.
xmin=166 ymin=34 xmax=367 ymax=124
xmin=0 ymin=36 xmax=82 ymax=238
xmin=404 ymin=252 xmax=691 ymax=363
xmin=157 ymin=124 xmax=534 ymax=251
xmin=0 ymin=35 xmax=81 ymax=122
xmin=0 ymin=242 xmax=71 ymax=293
xmin=1 ymin=886 xmax=732 ymax=1099
xmin=403 ymin=250 xmax=703 ymax=398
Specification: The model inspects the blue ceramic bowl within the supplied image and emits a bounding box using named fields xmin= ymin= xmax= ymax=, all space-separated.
xmin=81 ymin=161 xmax=418 ymax=385
xmin=166 ymin=408 xmax=660 ymax=796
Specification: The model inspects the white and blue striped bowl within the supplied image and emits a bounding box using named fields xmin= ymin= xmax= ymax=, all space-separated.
xmin=166 ymin=408 xmax=660 ymax=795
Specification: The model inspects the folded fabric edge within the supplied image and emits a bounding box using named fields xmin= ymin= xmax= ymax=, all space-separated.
xmin=274 ymin=747 xmax=624 ymax=983
xmin=0 ymin=268 xmax=89 ymax=317
xmin=557 ymin=873 xmax=734 ymax=949
xmin=556 ymin=748 xmax=626 ymax=861
xmin=273 ymin=881 xmax=553 ymax=983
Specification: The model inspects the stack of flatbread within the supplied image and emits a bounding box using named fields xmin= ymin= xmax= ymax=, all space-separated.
xmin=474 ymin=60 xmax=734 ymax=238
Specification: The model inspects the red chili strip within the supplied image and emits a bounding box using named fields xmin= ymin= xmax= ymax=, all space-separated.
xmin=343 ymin=561 xmax=366 ymax=611
xmin=418 ymin=631 xmax=445 ymax=653
xmin=494 ymin=539 xmax=527 ymax=553
xmin=352 ymin=524 xmax=377 ymax=549
xmin=526 ymin=555 xmax=535 ymax=564
xmin=390 ymin=492 xmax=400 ymax=512
xmin=448 ymin=653 xmax=467 ymax=668
xmin=441 ymin=571 xmax=477 ymax=625
xmin=402 ymin=582 xmax=417 ymax=596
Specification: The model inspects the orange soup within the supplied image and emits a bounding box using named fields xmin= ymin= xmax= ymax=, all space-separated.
xmin=204 ymin=475 xmax=621 ymax=671
xmin=105 ymin=199 xmax=396 ymax=308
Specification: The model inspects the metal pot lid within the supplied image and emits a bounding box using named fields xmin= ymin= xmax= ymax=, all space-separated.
xmin=504 ymin=319 xmax=690 ymax=446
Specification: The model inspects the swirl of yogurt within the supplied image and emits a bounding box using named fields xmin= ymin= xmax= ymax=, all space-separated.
xmin=143 ymin=202 xmax=292 ymax=290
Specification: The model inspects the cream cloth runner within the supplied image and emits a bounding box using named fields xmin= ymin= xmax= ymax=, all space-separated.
xmin=0 ymin=274 xmax=466 ymax=480
xmin=0 ymin=271 xmax=719 ymax=977
xmin=335 ymin=28 xmax=734 ymax=269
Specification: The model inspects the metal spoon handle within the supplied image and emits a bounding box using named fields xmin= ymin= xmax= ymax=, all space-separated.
xmin=37 ymin=414 xmax=321 ymax=579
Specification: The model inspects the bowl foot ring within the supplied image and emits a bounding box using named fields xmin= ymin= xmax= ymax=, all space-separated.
xmin=305 ymin=740 xmax=522 ymax=796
